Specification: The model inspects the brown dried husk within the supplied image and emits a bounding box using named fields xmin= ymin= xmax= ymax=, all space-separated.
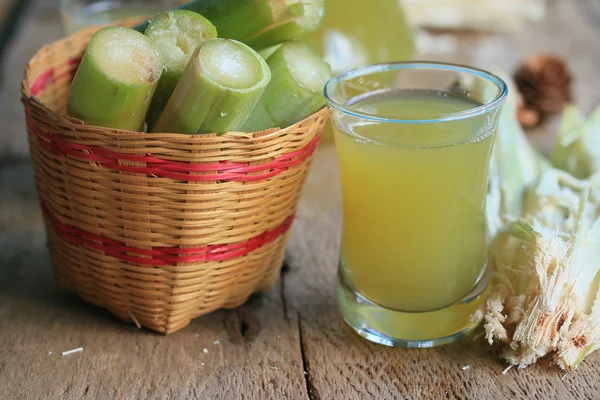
xmin=514 ymin=53 xmax=573 ymax=116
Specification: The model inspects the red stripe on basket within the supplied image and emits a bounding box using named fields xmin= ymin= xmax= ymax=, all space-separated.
xmin=30 ymin=57 xmax=81 ymax=96
xmin=30 ymin=121 xmax=320 ymax=181
xmin=43 ymin=206 xmax=295 ymax=265
xmin=27 ymin=60 xmax=321 ymax=183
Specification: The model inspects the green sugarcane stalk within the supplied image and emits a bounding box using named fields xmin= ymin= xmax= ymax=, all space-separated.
xmin=244 ymin=0 xmax=325 ymax=50
xmin=241 ymin=41 xmax=331 ymax=132
xmin=134 ymin=0 xmax=284 ymax=39
xmin=66 ymin=26 xmax=163 ymax=131
xmin=152 ymin=38 xmax=271 ymax=135
xmin=134 ymin=0 xmax=324 ymax=51
xmin=258 ymin=43 xmax=281 ymax=59
xmin=144 ymin=10 xmax=217 ymax=131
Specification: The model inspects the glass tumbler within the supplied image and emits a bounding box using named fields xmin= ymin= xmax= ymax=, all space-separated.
xmin=325 ymin=62 xmax=507 ymax=348
xmin=59 ymin=0 xmax=181 ymax=34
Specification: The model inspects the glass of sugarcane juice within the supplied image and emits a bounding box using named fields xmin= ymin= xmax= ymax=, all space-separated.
xmin=325 ymin=62 xmax=507 ymax=347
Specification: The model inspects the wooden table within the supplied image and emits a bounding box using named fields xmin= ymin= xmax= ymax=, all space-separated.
xmin=1 ymin=1 xmax=600 ymax=398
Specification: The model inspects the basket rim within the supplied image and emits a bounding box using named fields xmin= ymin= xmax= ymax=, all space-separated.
xmin=21 ymin=19 xmax=329 ymax=141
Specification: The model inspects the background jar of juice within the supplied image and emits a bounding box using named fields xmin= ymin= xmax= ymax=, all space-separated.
xmin=303 ymin=0 xmax=416 ymax=141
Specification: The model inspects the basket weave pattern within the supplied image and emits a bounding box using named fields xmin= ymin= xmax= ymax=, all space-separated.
xmin=21 ymin=25 xmax=327 ymax=334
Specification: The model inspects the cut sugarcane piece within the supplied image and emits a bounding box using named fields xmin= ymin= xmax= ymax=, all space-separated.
xmin=66 ymin=26 xmax=163 ymax=131
xmin=134 ymin=0 xmax=281 ymax=38
xmin=244 ymin=0 xmax=325 ymax=50
xmin=258 ymin=44 xmax=281 ymax=60
xmin=144 ymin=10 xmax=217 ymax=131
xmin=241 ymin=41 xmax=331 ymax=132
xmin=152 ymin=38 xmax=271 ymax=135
xmin=134 ymin=0 xmax=324 ymax=51
xmin=136 ymin=0 xmax=275 ymax=38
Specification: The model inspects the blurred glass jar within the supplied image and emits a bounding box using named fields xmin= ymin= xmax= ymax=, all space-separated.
xmin=59 ymin=0 xmax=184 ymax=34
xmin=303 ymin=0 xmax=415 ymax=141
xmin=305 ymin=0 xmax=415 ymax=74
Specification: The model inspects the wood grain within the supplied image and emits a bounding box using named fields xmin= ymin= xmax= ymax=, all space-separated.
xmin=0 ymin=0 xmax=17 ymax=25
xmin=285 ymin=0 xmax=600 ymax=398
xmin=286 ymin=145 xmax=600 ymax=399
xmin=0 ymin=0 xmax=61 ymax=158
xmin=1 ymin=0 xmax=600 ymax=399
xmin=0 ymin=162 xmax=308 ymax=399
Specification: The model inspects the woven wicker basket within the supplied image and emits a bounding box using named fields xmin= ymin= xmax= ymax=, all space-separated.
xmin=21 ymin=23 xmax=327 ymax=334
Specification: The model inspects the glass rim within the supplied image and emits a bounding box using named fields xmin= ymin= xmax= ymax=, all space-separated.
xmin=323 ymin=61 xmax=509 ymax=125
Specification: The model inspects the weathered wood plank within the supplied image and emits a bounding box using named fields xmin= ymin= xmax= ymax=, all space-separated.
xmin=283 ymin=1 xmax=600 ymax=399
xmin=0 ymin=0 xmax=61 ymax=158
xmin=0 ymin=1 xmax=310 ymax=398
xmin=0 ymin=163 xmax=309 ymax=400
xmin=287 ymin=191 xmax=600 ymax=399
xmin=1 ymin=0 xmax=600 ymax=399
xmin=0 ymin=0 xmax=16 ymax=25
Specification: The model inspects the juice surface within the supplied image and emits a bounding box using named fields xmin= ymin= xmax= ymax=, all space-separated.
xmin=334 ymin=89 xmax=495 ymax=312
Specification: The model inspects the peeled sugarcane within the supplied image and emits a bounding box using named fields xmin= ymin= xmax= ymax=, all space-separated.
xmin=152 ymin=38 xmax=271 ymax=135
xmin=144 ymin=10 xmax=217 ymax=131
xmin=134 ymin=0 xmax=325 ymax=51
xmin=241 ymin=41 xmax=331 ymax=132
xmin=552 ymin=104 xmax=600 ymax=180
xmin=482 ymin=75 xmax=600 ymax=371
xmin=66 ymin=27 xmax=163 ymax=131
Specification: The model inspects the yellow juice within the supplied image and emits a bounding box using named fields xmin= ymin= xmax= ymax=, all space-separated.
xmin=334 ymin=89 xmax=494 ymax=314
